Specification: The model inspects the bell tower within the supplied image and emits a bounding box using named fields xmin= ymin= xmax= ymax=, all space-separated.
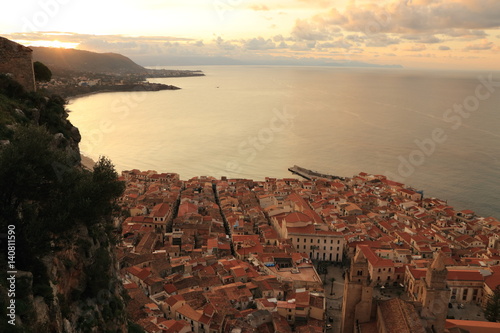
xmin=420 ymin=251 xmax=450 ymax=333
xmin=340 ymin=245 xmax=374 ymax=333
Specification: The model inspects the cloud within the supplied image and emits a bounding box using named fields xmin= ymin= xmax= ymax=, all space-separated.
xmin=290 ymin=0 xmax=500 ymax=46
xmin=403 ymin=44 xmax=427 ymax=52
xmin=317 ymin=38 xmax=352 ymax=50
xmin=244 ymin=37 xmax=275 ymax=50
xmin=292 ymin=19 xmax=340 ymax=41
xmin=443 ymin=29 xmax=488 ymax=40
xmin=438 ymin=45 xmax=451 ymax=51
xmin=365 ymin=34 xmax=400 ymax=47
xmin=193 ymin=40 xmax=204 ymax=47
xmin=403 ymin=34 xmax=441 ymax=44
xmin=215 ymin=36 xmax=238 ymax=51
xmin=249 ymin=4 xmax=269 ymax=11
xmin=327 ymin=0 xmax=500 ymax=34
xmin=463 ymin=41 xmax=495 ymax=51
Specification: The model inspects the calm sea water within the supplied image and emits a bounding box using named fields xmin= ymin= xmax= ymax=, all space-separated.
xmin=68 ymin=66 xmax=500 ymax=218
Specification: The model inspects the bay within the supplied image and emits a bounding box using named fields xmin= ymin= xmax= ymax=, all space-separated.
xmin=68 ymin=66 xmax=500 ymax=218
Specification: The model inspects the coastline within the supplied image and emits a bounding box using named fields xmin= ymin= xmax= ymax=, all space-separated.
xmin=55 ymin=83 xmax=181 ymax=101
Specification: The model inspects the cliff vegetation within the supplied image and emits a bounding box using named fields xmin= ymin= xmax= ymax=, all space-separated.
xmin=0 ymin=74 xmax=129 ymax=332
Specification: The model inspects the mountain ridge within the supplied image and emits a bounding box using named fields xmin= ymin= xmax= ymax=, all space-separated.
xmin=31 ymin=46 xmax=147 ymax=75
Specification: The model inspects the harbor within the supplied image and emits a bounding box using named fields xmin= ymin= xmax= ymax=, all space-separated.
xmin=288 ymin=165 xmax=345 ymax=181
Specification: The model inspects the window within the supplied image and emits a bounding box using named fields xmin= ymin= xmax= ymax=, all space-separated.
xmin=297 ymin=238 xmax=300 ymax=243
xmin=338 ymin=240 xmax=340 ymax=244
xmin=388 ymin=268 xmax=391 ymax=272
xmin=310 ymin=239 xmax=313 ymax=243
xmin=331 ymin=240 xmax=333 ymax=244
xmin=462 ymin=289 xmax=468 ymax=301
xmin=337 ymin=247 xmax=340 ymax=251
xmin=323 ymin=246 xmax=326 ymax=250
xmin=324 ymin=239 xmax=327 ymax=244
xmin=318 ymin=239 xmax=320 ymax=244
xmin=473 ymin=288 xmax=478 ymax=301
xmin=304 ymin=245 xmax=306 ymax=250
xmin=330 ymin=247 xmax=333 ymax=250
xmin=378 ymin=268 xmax=381 ymax=273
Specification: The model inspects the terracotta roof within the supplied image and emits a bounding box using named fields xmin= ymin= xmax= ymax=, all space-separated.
xmin=284 ymin=212 xmax=313 ymax=224
xmin=410 ymin=268 xmax=484 ymax=282
xmin=445 ymin=319 xmax=500 ymax=333
xmin=359 ymin=245 xmax=394 ymax=268
xmin=177 ymin=304 xmax=202 ymax=321
xmin=485 ymin=265 xmax=500 ymax=290
xmin=378 ymin=298 xmax=425 ymax=333
xmin=166 ymin=294 xmax=184 ymax=306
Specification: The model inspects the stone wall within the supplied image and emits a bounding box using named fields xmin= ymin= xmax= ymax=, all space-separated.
xmin=0 ymin=37 xmax=36 ymax=92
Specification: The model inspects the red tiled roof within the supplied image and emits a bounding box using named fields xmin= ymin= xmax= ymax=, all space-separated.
xmin=284 ymin=212 xmax=313 ymax=224
xmin=177 ymin=304 xmax=202 ymax=321
xmin=151 ymin=203 xmax=170 ymax=217
xmin=485 ymin=266 xmax=500 ymax=290
xmin=359 ymin=245 xmax=394 ymax=268
xmin=410 ymin=268 xmax=484 ymax=282
xmin=445 ymin=319 xmax=500 ymax=333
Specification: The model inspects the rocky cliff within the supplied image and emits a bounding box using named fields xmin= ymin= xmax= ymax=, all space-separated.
xmin=0 ymin=72 xmax=128 ymax=332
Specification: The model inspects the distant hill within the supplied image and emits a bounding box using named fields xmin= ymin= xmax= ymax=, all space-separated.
xmin=31 ymin=47 xmax=147 ymax=75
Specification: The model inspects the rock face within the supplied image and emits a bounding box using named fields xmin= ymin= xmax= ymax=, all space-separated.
xmin=0 ymin=37 xmax=36 ymax=92
xmin=0 ymin=45 xmax=128 ymax=331
xmin=8 ymin=226 xmax=128 ymax=332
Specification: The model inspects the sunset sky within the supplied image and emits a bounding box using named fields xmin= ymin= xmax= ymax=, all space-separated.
xmin=1 ymin=0 xmax=500 ymax=69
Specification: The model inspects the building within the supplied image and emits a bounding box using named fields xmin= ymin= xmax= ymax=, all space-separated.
xmin=272 ymin=211 xmax=344 ymax=262
xmin=341 ymin=250 xmax=453 ymax=333
xmin=340 ymin=246 xmax=374 ymax=333
xmin=418 ymin=251 xmax=451 ymax=333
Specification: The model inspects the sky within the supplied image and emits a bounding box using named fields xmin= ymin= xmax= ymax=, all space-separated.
xmin=1 ymin=0 xmax=500 ymax=69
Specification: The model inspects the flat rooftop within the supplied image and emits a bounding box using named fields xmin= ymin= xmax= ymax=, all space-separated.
xmin=267 ymin=266 xmax=322 ymax=284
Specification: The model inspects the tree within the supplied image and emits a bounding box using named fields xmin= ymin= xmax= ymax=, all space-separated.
xmin=34 ymin=61 xmax=52 ymax=82
xmin=485 ymin=286 xmax=500 ymax=322
xmin=311 ymin=245 xmax=319 ymax=260
xmin=282 ymin=282 xmax=292 ymax=301
xmin=330 ymin=277 xmax=336 ymax=295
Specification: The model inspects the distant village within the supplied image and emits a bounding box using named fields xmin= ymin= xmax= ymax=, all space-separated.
xmin=37 ymin=69 xmax=204 ymax=97
xmin=115 ymin=167 xmax=500 ymax=333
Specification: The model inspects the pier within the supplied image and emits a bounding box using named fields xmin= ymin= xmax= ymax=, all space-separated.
xmin=288 ymin=165 xmax=345 ymax=181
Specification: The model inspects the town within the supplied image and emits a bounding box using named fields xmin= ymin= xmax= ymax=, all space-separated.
xmin=116 ymin=166 xmax=500 ymax=333
xmin=36 ymin=69 xmax=204 ymax=97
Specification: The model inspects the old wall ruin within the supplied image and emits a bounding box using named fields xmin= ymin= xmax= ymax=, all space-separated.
xmin=0 ymin=37 xmax=36 ymax=92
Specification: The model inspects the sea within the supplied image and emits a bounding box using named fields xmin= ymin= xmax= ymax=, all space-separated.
xmin=67 ymin=66 xmax=500 ymax=218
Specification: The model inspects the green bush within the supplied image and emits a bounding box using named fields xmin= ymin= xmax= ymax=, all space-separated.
xmin=34 ymin=61 xmax=52 ymax=82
